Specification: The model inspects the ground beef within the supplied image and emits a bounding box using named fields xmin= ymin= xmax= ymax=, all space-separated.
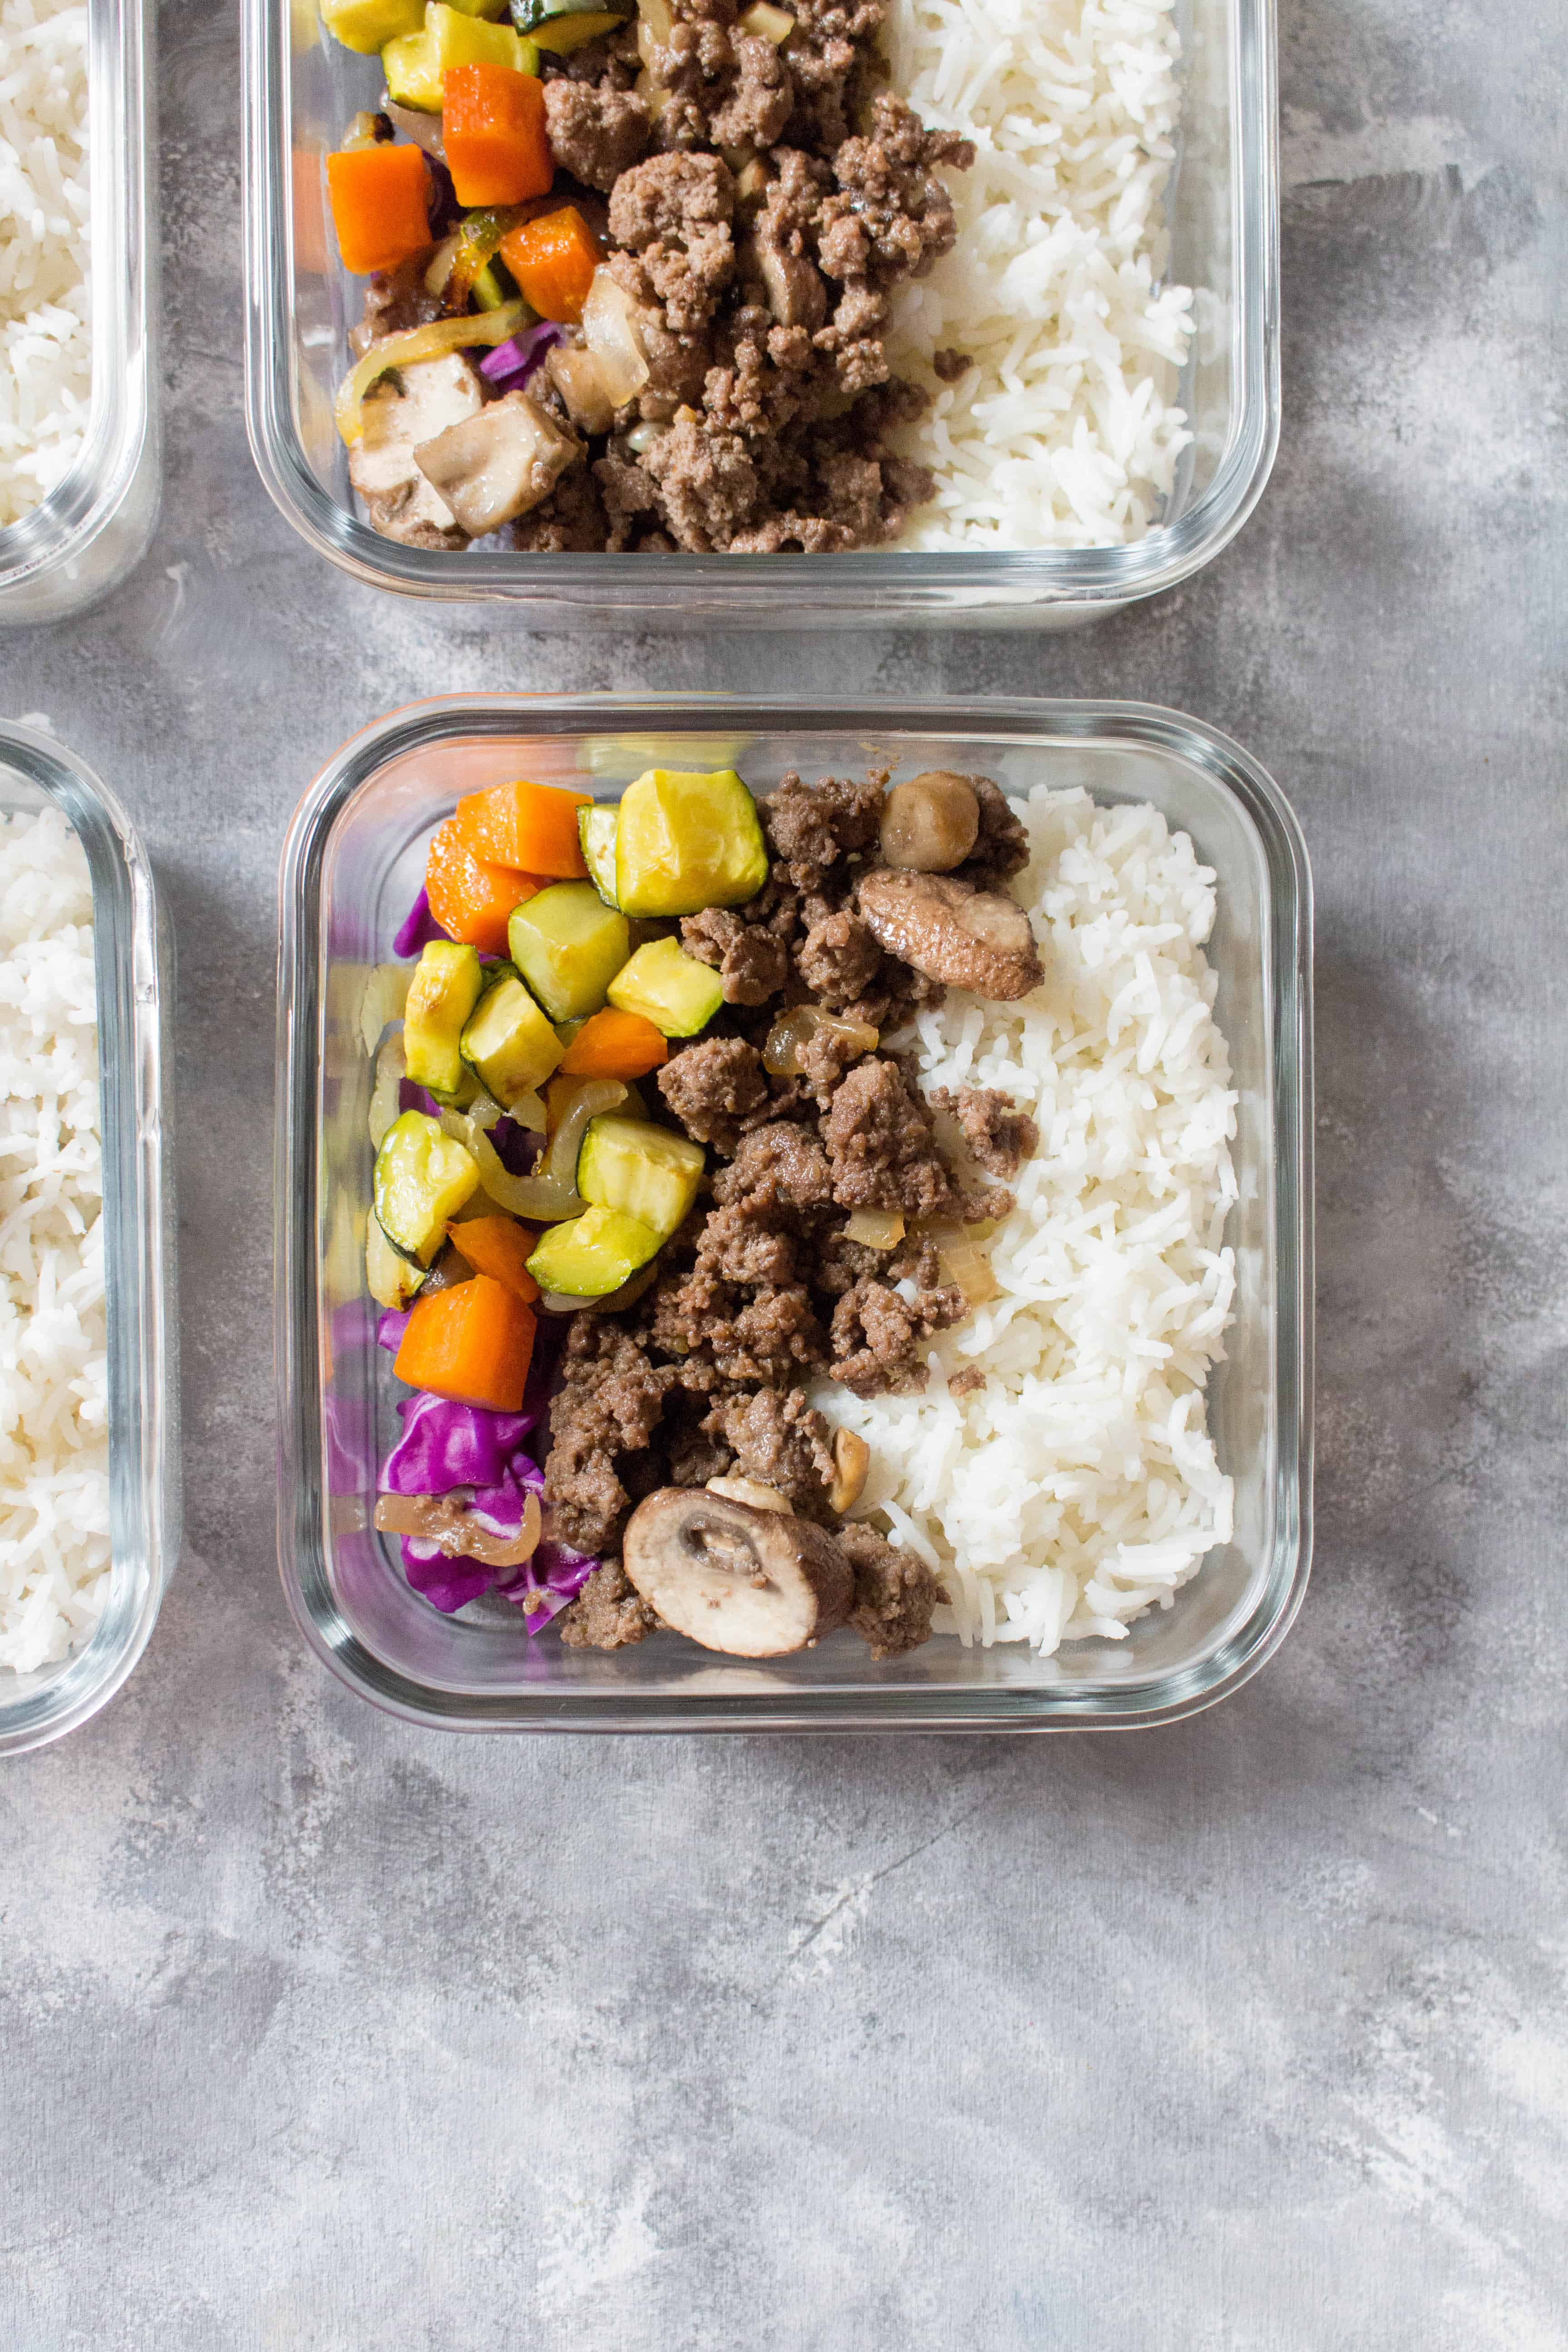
xmin=763 ymin=770 xmax=886 ymax=890
xmin=928 ymin=1083 xmax=1039 ymax=1178
xmin=557 ymin=1558 xmax=661 ymax=1649
xmin=608 ymin=152 xmax=736 ymax=333
xmin=706 ymin=1387 xmax=836 ymax=1514
xmin=543 ymin=77 xmax=651 ymax=191
xmin=795 ymin=901 xmax=884 ymax=1009
xmin=838 ymin=1523 xmax=943 ymax=1657
xmin=657 ymin=1034 xmax=770 ymax=1149
xmin=932 ymin=345 xmax=970 ymax=382
xmin=710 ymin=1120 xmax=836 ymax=1214
xmin=348 ymin=251 xmax=441 ymax=357
xmin=958 ymin=775 xmax=1031 ymax=889
xmin=828 ymin=1269 xmax=964 ymax=1393
xmin=543 ymin=1322 xmax=672 ymax=1553
xmin=823 ymin=1057 xmax=960 ymax=1219
xmin=509 ymin=466 xmax=609 ymax=553
xmin=680 ymin=905 xmax=792 ymax=1003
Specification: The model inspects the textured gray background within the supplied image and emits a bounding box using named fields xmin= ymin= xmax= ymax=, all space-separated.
xmin=3 ymin=0 xmax=1566 ymax=2341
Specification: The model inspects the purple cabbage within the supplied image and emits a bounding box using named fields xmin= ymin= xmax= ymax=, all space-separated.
xmin=394 ymin=886 xmax=449 ymax=958
xmin=383 ymin=1389 xmax=541 ymax=1494
xmin=478 ymin=321 xmax=563 ymax=396
xmin=377 ymin=1307 xmax=411 ymax=1355
xmin=398 ymin=1077 xmax=442 ymax=1118
xmin=486 ymin=1114 xmax=538 ymax=1176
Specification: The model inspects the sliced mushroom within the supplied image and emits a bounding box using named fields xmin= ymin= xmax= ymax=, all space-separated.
xmin=623 ymin=1489 xmax=853 ymax=1656
xmin=856 ymin=870 xmax=1044 ymax=1000
xmin=827 ymin=1428 xmax=869 ymax=1515
xmin=546 ymin=344 xmax=617 ymax=438
xmin=414 ymin=391 xmax=581 ymax=538
xmin=374 ymin=1488 xmax=540 ymax=1569
xmin=705 ymin=1476 xmax=792 ymax=1512
xmin=349 ymin=349 xmax=484 ymax=548
xmin=757 ymin=242 xmax=827 ymax=330
xmin=879 ymin=771 xmax=980 ymax=872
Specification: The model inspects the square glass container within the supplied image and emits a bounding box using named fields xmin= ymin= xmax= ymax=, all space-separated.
xmin=242 ymin=0 xmax=1278 ymax=627
xmin=0 ymin=723 xmax=177 ymax=1754
xmin=0 ymin=0 xmax=160 ymax=626
xmin=276 ymin=693 xmax=1311 ymax=1731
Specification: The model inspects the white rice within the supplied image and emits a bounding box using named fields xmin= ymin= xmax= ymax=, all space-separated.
xmin=0 ymin=804 xmax=109 ymax=1673
xmin=0 ymin=0 xmax=91 ymax=528
xmin=815 ymin=785 xmax=1238 ymax=1654
xmin=884 ymin=0 xmax=1195 ymax=548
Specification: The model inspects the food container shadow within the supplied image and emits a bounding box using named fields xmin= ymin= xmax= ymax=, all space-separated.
xmin=277 ymin=691 xmax=1312 ymax=1733
xmin=0 ymin=723 xmax=179 ymax=1755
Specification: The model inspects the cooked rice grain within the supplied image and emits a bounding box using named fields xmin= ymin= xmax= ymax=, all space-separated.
xmin=885 ymin=0 xmax=1194 ymax=548
xmin=0 ymin=0 xmax=91 ymax=527
xmin=0 ymin=804 xmax=109 ymax=1672
xmin=814 ymin=785 xmax=1237 ymax=1653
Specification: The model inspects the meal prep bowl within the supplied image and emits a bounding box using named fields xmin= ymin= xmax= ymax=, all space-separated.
xmin=0 ymin=0 xmax=159 ymax=626
xmin=276 ymin=692 xmax=1311 ymax=1731
xmin=243 ymin=0 xmax=1278 ymax=627
xmin=0 ymin=723 xmax=177 ymax=1755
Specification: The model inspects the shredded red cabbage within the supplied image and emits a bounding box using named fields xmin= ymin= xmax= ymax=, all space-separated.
xmin=384 ymin=1389 xmax=541 ymax=1493
xmin=398 ymin=1077 xmax=442 ymax=1118
xmin=478 ymin=321 xmax=562 ymax=394
xmin=394 ymin=886 xmax=449 ymax=958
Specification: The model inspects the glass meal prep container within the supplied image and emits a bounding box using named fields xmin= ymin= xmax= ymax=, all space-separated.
xmin=0 ymin=723 xmax=177 ymax=1756
xmin=0 ymin=0 xmax=160 ymax=627
xmin=242 ymin=0 xmax=1278 ymax=627
xmin=276 ymin=692 xmax=1311 ymax=1732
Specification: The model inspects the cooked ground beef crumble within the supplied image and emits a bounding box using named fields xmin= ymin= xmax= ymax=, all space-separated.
xmin=354 ymin=0 xmax=973 ymax=554
xmin=550 ymin=769 xmax=1034 ymax=1655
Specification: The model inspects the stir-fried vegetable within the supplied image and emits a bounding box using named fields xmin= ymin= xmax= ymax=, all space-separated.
xmin=424 ymin=812 xmax=542 ymax=952
xmin=384 ymin=2 xmax=540 ymax=109
xmin=325 ymin=142 xmax=431 ymax=274
xmin=334 ymin=299 xmax=531 ymax=445
xmin=506 ymin=882 xmax=630 ymax=1022
xmin=320 ymin=0 xmax=424 ymax=54
xmin=577 ymin=1114 xmax=704 ymax=1238
xmin=525 ymin=1204 xmax=662 ymax=1297
xmin=497 ymin=204 xmax=603 ymax=323
xmin=446 ymin=1212 xmax=541 ymax=1302
xmin=557 ymin=1006 xmax=668 ymax=1078
xmin=442 ymin=62 xmax=555 ymax=206
xmin=403 ymin=939 xmax=485 ymax=1098
xmin=455 ymin=778 xmax=593 ymax=877
xmin=375 ymin=1110 xmax=481 ymax=1265
xmin=460 ymin=971 xmax=564 ymax=1102
xmin=612 ymin=766 xmax=769 ymax=916
xmin=441 ymin=202 xmax=532 ymax=312
xmin=579 ymin=266 xmax=652 ymax=405
xmin=393 ymin=1273 xmax=538 ymax=1410
xmin=606 ymin=935 xmax=724 ymax=1036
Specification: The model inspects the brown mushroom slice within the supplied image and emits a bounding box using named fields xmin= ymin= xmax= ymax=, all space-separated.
xmin=856 ymin=870 xmax=1044 ymax=1000
xmin=414 ymin=391 xmax=580 ymax=537
xmin=349 ymin=349 xmax=484 ymax=546
xmin=623 ymin=1489 xmax=853 ymax=1656
xmin=704 ymin=1475 xmax=791 ymax=1512
xmin=879 ymin=771 xmax=980 ymax=872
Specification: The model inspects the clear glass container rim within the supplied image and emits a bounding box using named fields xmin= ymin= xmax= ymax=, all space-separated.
xmin=276 ymin=690 xmax=1313 ymax=1732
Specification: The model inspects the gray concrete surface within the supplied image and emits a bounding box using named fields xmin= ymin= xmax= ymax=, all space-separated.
xmin=3 ymin=0 xmax=1566 ymax=2341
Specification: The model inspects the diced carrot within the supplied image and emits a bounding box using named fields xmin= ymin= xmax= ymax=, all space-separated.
xmin=441 ymin=64 xmax=554 ymax=208
xmin=424 ymin=816 xmax=544 ymax=954
xmin=453 ymin=779 xmax=591 ymax=878
xmin=394 ymin=1274 xmax=536 ymax=1411
xmin=448 ymin=1214 xmax=541 ymax=1304
xmin=325 ymin=143 xmax=431 ymax=276
xmin=496 ymin=204 xmax=603 ymax=325
xmin=557 ymin=1006 xmax=669 ymax=1078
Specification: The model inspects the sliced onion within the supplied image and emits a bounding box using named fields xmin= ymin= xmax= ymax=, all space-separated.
xmin=388 ymin=101 xmax=448 ymax=157
xmin=358 ymin=961 xmax=410 ymax=1056
xmin=918 ymin=1219 xmax=1000 ymax=1306
xmin=844 ymin=1208 xmax=904 ymax=1249
xmin=545 ymin=1078 xmax=628 ymax=1189
xmin=511 ymin=1087 xmax=549 ymax=1133
xmin=634 ymin=65 xmax=669 ymax=122
xmin=425 ymin=234 xmax=458 ymax=295
xmin=763 ymin=1004 xmax=879 ymax=1077
xmin=335 ymin=299 xmax=530 ymax=446
xmin=439 ymin=1107 xmax=583 ymax=1221
xmin=637 ymin=0 xmax=672 ymax=42
xmin=737 ymin=0 xmax=793 ymax=37
xmin=580 ymin=268 xmax=652 ymax=407
xmin=375 ymin=1489 xmax=541 ymax=1568
xmin=368 ymin=1034 xmax=407 ymax=1148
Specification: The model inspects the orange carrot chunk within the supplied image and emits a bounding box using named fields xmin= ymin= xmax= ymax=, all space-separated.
xmin=394 ymin=1274 xmax=537 ymax=1411
xmin=442 ymin=64 xmax=554 ymax=208
xmin=449 ymin=1215 xmax=541 ymax=1304
xmin=453 ymin=779 xmax=591 ymax=878
xmin=557 ymin=1007 xmax=670 ymax=1079
xmin=496 ymin=204 xmax=603 ymax=325
xmin=325 ymin=143 xmax=431 ymax=276
xmin=424 ymin=816 xmax=543 ymax=954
